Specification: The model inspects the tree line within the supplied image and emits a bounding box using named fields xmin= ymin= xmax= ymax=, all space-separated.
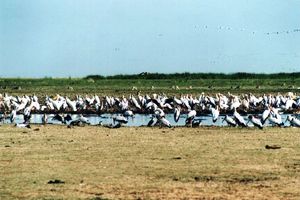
xmin=85 ymin=72 xmax=300 ymax=80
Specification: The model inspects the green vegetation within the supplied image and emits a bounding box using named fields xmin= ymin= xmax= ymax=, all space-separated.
xmin=0 ymin=125 xmax=299 ymax=199
xmin=0 ymin=73 xmax=300 ymax=96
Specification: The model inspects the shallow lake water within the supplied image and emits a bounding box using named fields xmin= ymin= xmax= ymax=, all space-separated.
xmin=2 ymin=113 xmax=292 ymax=127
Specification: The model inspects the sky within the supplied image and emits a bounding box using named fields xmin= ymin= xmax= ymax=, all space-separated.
xmin=0 ymin=0 xmax=299 ymax=77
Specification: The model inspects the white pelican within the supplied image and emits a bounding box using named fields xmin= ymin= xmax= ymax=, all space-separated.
xmin=130 ymin=95 xmax=141 ymax=109
xmin=78 ymin=114 xmax=89 ymax=124
xmin=248 ymin=115 xmax=263 ymax=129
xmin=210 ymin=106 xmax=219 ymax=123
xmin=268 ymin=111 xmax=283 ymax=126
xmin=174 ymin=107 xmax=181 ymax=123
xmin=66 ymin=97 xmax=77 ymax=111
xmin=15 ymin=123 xmax=31 ymax=128
xmin=185 ymin=110 xmax=196 ymax=126
xmin=154 ymin=108 xmax=165 ymax=118
xmin=124 ymin=110 xmax=134 ymax=117
xmin=10 ymin=109 xmax=17 ymax=123
xmin=261 ymin=107 xmax=271 ymax=125
xmin=147 ymin=115 xmax=157 ymax=127
xmin=286 ymin=115 xmax=300 ymax=127
xmin=173 ymin=96 xmax=182 ymax=105
xmin=23 ymin=107 xmax=31 ymax=124
xmin=113 ymin=115 xmax=128 ymax=124
xmin=233 ymin=109 xmax=247 ymax=127
xmin=159 ymin=117 xmax=171 ymax=128
xmin=223 ymin=115 xmax=237 ymax=127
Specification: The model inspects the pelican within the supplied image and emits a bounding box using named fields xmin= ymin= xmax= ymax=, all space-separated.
xmin=248 ymin=115 xmax=263 ymax=129
xmin=52 ymin=114 xmax=64 ymax=123
xmin=185 ymin=110 xmax=196 ymax=126
xmin=233 ymin=109 xmax=247 ymax=127
xmin=261 ymin=107 xmax=271 ymax=125
xmin=52 ymin=114 xmax=72 ymax=124
xmin=268 ymin=112 xmax=284 ymax=127
xmin=210 ymin=106 xmax=219 ymax=123
xmin=173 ymin=96 xmax=182 ymax=105
xmin=174 ymin=107 xmax=180 ymax=123
xmin=223 ymin=115 xmax=237 ymax=127
xmin=16 ymin=98 xmax=28 ymax=112
xmin=113 ymin=115 xmax=128 ymax=124
xmin=147 ymin=115 xmax=157 ymax=127
xmin=10 ymin=109 xmax=17 ymax=123
xmin=286 ymin=115 xmax=300 ymax=127
xmin=23 ymin=107 xmax=31 ymax=124
xmin=66 ymin=97 xmax=77 ymax=111
xmin=130 ymin=95 xmax=141 ymax=109
xmin=123 ymin=110 xmax=134 ymax=117
xmin=78 ymin=114 xmax=89 ymax=124
xmin=191 ymin=118 xmax=203 ymax=127
xmin=15 ymin=123 xmax=31 ymax=128
xmin=154 ymin=108 xmax=165 ymax=118
xmin=158 ymin=117 xmax=171 ymax=128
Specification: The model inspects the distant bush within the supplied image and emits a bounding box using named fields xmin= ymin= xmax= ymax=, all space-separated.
xmin=85 ymin=72 xmax=300 ymax=80
xmin=85 ymin=75 xmax=105 ymax=80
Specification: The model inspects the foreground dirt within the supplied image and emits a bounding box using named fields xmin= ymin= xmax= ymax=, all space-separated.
xmin=0 ymin=125 xmax=299 ymax=200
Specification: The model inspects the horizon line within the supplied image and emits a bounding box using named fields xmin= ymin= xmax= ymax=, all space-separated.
xmin=1 ymin=71 xmax=300 ymax=79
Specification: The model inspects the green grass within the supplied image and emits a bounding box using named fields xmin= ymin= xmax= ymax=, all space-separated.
xmin=0 ymin=76 xmax=300 ymax=97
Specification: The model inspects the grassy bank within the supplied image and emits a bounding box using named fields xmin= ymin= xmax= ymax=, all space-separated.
xmin=0 ymin=125 xmax=299 ymax=199
xmin=0 ymin=76 xmax=300 ymax=97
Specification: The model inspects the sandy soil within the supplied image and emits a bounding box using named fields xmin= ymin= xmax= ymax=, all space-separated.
xmin=0 ymin=125 xmax=299 ymax=199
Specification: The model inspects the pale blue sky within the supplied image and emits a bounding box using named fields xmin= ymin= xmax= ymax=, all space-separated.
xmin=0 ymin=0 xmax=299 ymax=77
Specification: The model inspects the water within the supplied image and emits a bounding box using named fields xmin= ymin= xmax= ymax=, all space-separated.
xmin=2 ymin=113 xmax=292 ymax=127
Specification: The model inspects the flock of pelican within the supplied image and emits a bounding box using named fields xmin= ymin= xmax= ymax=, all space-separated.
xmin=0 ymin=92 xmax=300 ymax=128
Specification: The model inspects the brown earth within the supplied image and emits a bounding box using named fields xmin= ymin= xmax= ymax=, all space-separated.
xmin=0 ymin=125 xmax=299 ymax=199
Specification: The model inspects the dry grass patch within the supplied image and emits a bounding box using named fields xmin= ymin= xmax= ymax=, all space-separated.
xmin=0 ymin=125 xmax=299 ymax=199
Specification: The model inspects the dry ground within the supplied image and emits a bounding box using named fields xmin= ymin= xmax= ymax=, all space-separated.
xmin=0 ymin=125 xmax=299 ymax=200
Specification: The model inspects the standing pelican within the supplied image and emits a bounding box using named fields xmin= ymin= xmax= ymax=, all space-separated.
xmin=23 ymin=107 xmax=31 ymax=124
xmin=261 ymin=107 xmax=271 ymax=125
xmin=248 ymin=115 xmax=263 ymax=129
xmin=223 ymin=115 xmax=237 ymax=127
xmin=233 ymin=109 xmax=247 ymax=127
xmin=174 ymin=107 xmax=181 ymax=123
xmin=154 ymin=108 xmax=165 ymax=118
xmin=185 ymin=110 xmax=196 ymax=126
xmin=124 ymin=110 xmax=134 ymax=117
xmin=268 ymin=115 xmax=283 ymax=126
xmin=79 ymin=114 xmax=89 ymax=124
xmin=159 ymin=117 xmax=171 ymax=128
xmin=113 ymin=115 xmax=128 ymax=124
xmin=286 ymin=115 xmax=300 ymax=127
xmin=147 ymin=115 xmax=157 ymax=127
xmin=10 ymin=109 xmax=17 ymax=123
xmin=210 ymin=106 xmax=219 ymax=123
xmin=269 ymin=109 xmax=284 ymax=127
